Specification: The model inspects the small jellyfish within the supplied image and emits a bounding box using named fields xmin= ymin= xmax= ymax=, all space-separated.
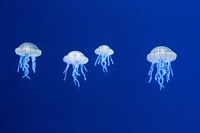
xmin=147 ymin=46 xmax=177 ymax=90
xmin=94 ymin=45 xmax=114 ymax=72
xmin=15 ymin=42 xmax=42 ymax=79
xmin=63 ymin=51 xmax=88 ymax=87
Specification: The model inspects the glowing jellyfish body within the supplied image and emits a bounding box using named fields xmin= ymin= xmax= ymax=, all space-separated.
xmin=147 ymin=46 xmax=177 ymax=90
xmin=94 ymin=45 xmax=114 ymax=72
xmin=63 ymin=51 xmax=88 ymax=87
xmin=15 ymin=42 xmax=42 ymax=79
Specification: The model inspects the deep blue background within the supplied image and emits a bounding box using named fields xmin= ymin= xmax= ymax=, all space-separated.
xmin=1 ymin=0 xmax=200 ymax=132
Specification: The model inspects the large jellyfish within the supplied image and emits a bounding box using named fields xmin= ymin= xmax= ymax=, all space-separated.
xmin=15 ymin=42 xmax=42 ymax=79
xmin=63 ymin=51 xmax=88 ymax=87
xmin=147 ymin=46 xmax=177 ymax=90
xmin=94 ymin=45 xmax=114 ymax=72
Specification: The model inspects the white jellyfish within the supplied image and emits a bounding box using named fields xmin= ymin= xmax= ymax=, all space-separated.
xmin=63 ymin=51 xmax=88 ymax=87
xmin=94 ymin=45 xmax=114 ymax=72
xmin=15 ymin=42 xmax=42 ymax=79
xmin=147 ymin=46 xmax=177 ymax=90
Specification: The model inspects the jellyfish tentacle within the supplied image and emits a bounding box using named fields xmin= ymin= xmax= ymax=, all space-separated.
xmin=17 ymin=56 xmax=23 ymax=72
xmin=72 ymin=64 xmax=80 ymax=77
xmin=101 ymin=60 xmax=108 ymax=73
xmin=21 ymin=55 xmax=30 ymax=79
xmin=63 ymin=64 xmax=70 ymax=81
xmin=80 ymin=64 xmax=87 ymax=81
xmin=97 ymin=56 xmax=102 ymax=65
xmin=155 ymin=60 xmax=166 ymax=89
xmin=31 ymin=56 xmax=36 ymax=73
xmin=109 ymin=55 xmax=114 ymax=65
xmin=148 ymin=63 xmax=155 ymax=83
xmin=107 ymin=55 xmax=111 ymax=66
xmin=157 ymin=75 xmax=164 ymax=90
xmin=72 ymin=65 xmax=80 ymax=87
xmin=168 ymin=62 xmax=174 ymax=76
xmin=94 ymin=55 xmax=101 ymax=66
xmin=100 ymin=55 xmax=108 ymax=72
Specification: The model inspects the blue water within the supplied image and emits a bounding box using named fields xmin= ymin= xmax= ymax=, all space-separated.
xmin=1 ymin=0 xmax=200 ymax=132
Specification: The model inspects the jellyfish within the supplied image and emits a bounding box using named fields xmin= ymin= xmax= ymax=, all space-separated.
xmin=15 ymin=42 xmax=42 ymax=79
xmin=63 ymin=51 xmax=88 ymax=87
xmin=147 ymin=46 xmax=177 ymax=90
xmin=94 ymin=45 xmax=114 ymax=72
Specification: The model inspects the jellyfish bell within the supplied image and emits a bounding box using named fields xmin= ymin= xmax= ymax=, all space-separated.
xmin=95 ymin=45 xmax=114 ymax=55
xmin=63 ymin=51 xmax=88 ymax=65
xmin=15 ymin=42 xmax=42 ymax=79
xmin=63 ymin=51 xmax=88 ymax=87
xmin=147 ymin=46 xmax=177 ymax=90
xmin=147 ymin=46 xmax=177 ymax=63
xmin=94 ymin=45 xmax=114 ymax=72
xmin=15 ymin=42 xmax=42 ymax=57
